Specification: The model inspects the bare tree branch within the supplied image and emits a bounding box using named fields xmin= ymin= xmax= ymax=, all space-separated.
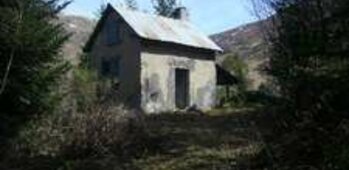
xmin=0 ymin=50 xmax=14 ymax=96
xmin=0 ymin=5 xmax=23 ymax=96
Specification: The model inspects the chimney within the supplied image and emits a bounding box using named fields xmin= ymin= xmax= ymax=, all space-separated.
xmin=172 ymin=7 xmax=189 ymax=21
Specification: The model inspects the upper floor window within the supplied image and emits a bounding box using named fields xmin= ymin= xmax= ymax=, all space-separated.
xmin=101 ymin=57 xmax=120 ymax=78
xmin=111 ymin=58 xmax=120 ymax=77
xmin=101 ymin=59 xmax=111 ymax=77
xmin=105 ymin=18 xmax=120 ymax=45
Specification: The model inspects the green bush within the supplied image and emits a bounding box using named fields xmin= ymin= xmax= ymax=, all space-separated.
xmin=221 ymin=53 xmax=249 ymax=90
xmin=71 ymin=67 xmax=99 ymax=112
xmin=218 ymin=53 xmax=250 ymax=108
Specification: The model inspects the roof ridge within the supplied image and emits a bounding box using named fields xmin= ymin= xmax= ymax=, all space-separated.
xmin=112 ymin=5 xmax=190 ymax=24
xmin=92 ymin=4 xmax=223 ymax=52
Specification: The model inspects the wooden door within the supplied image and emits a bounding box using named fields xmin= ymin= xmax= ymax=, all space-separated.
xmin=175 ymin=69 xmax=190 ymax=109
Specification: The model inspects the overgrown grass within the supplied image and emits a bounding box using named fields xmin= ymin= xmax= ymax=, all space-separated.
xmin=4 ymin=82 xmax=345 ymax=170
xmin=0 ymin=108 xmax=273 ymax=170
xmin=132 ymin=111 xmax=270 ymax=170
xmin=6 ymin=104 xmax=346 ymax=170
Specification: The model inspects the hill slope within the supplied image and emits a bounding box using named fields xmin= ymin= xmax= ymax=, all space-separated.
xmin=210 ymin=19 xmax=268 ymax=60
xmin=210 ymin=19 xmax=270 ymax=89
xmin=59 ymin=15 xmax=270 ymax=89
xmin=59 ymin=15 xmax=95 ymax=65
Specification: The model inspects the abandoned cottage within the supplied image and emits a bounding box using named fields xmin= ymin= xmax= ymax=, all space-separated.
xmin=84 ymin=4 xmax=235 ymax=113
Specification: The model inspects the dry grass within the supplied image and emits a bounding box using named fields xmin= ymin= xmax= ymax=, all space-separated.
xmin=1 ymin=108 xmax=271 ymax=170
xmin=131 ymin=110 xmax=270 ymax=170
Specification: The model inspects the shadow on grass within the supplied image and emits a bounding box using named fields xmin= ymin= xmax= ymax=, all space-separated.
xmin=1 ymin=110 xmax=272 ymax=170
xmin=132 ymin=111 xmax=271 ymax=170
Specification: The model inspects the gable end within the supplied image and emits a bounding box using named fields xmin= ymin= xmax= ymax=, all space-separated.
xmin=83 ymin=4 xmax=138 ymax=52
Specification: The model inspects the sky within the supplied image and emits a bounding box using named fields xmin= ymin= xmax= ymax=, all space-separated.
xmin=63 ymin=0 xmax=258 ymax=35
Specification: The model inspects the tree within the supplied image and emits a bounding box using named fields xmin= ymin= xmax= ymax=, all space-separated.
xmin=220 ymin=54 xmax=249 ymax=107
xmin=0 ymin=0 xmax=71 ymax=115
xmin=152 ymin=0 xmax=177 ymax=17
xmin=252 ymin=0 xmax=349 ymax=168
xmin=222 ymin=53 xmax=249 ymax=90
xmin=256 ymin=0 xmax=349 ymax=118
xmin=94 ymin=2 xmax=107 ymax=18
xmin=124 ymin=0 xmax=138 ymax=10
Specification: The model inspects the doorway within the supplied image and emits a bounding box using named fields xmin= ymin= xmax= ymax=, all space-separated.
xmin=175 ymin=69 xmax=190 ymax=109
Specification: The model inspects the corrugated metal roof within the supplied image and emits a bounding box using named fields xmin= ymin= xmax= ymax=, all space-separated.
xmin=113 ymin=6 xmax=223 ymax=52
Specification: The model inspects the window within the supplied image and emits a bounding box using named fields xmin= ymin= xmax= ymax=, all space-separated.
xmin=105 ymin=18 xmax=120 ymax=45
xmin=101 ymin=57 xmax=120 ymax=78
xmin=101 ymin=59 xmax=111 ymax=77
xmin=111 ymin=58 xmax=120 ymax=77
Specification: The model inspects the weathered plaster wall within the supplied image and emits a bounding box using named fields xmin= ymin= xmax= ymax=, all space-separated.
xmin=89 ymin=11 xmax=217 ymax=113
xmin=140 ymin=42 xmax=217 ymax=113
xmin=90 ymin=11 xmax=141 ymax=107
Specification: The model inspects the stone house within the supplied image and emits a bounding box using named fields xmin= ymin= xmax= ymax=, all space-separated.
xmin=84 ymin=4 xmax=233 ymax=113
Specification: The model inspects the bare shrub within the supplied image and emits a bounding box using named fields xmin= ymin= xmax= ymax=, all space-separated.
xmin=10 ymin=103 xmax=148 ymax=160
xmin=0 ymin=63 xmax=153 ymax=169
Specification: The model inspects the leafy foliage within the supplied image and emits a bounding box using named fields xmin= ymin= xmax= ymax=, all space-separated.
xmin=217 ymin=54 xmax=250 ymax=108
xmin=71 ymin=67 xmax=98 ymax=113
xmin=222 ymin=54 xmax=249 ymax=90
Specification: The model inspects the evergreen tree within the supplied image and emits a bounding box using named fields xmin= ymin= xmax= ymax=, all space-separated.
xmin=253 ymin=0 xmax=349 ymax=168
xmin=152 ymin=0 xmax=177 ymax=17
xmin=0 ymin=0 xmax=71 ymax=115
xmin=261 ymin=0 xmax=349 ymax=118
xmin=124 ymin=0 xmax=138 ymax=10
xmin=94 ymin=3 xmax=107 ymax=19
